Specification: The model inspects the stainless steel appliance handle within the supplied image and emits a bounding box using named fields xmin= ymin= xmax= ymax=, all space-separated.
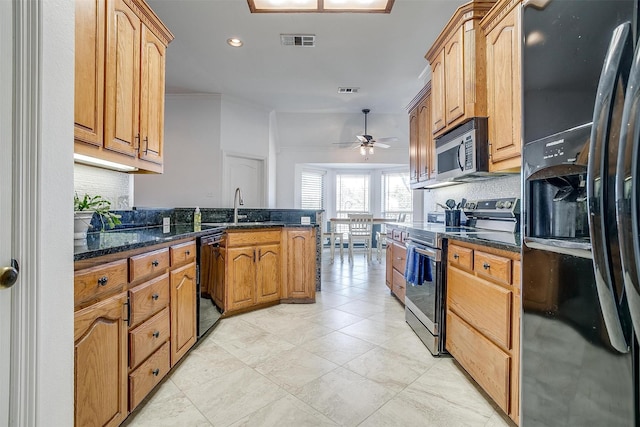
xmin=414 ymin=247 xmax=440 ymax=261
xmin=618 ymin=36 xmax=640 ymax=338
xmin=586 ymin=22 xmax=632 ymax=353
xmin=457 ymin=141 xmax=464 ymax=171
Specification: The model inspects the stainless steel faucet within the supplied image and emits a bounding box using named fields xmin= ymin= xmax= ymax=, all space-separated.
xmin=233 ymin=187 xmax=244 ymax=224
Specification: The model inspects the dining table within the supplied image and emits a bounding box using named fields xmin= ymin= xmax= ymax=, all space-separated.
xmin=326 ymin=217 xmax=388 ymax=262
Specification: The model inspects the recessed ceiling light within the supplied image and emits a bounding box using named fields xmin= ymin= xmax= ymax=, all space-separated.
xmin=227 ymin=38 xmax=243 ymax=47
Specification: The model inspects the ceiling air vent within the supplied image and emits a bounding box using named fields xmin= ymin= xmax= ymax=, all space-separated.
xmin=280 ymin=34 xmax=316 ymax=47
xmin=338 ymin=87 xmax=360 ymax=94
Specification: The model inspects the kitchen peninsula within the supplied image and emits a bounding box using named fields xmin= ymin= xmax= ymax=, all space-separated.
xmin=73 ymin=207 xmax=321 ymax=427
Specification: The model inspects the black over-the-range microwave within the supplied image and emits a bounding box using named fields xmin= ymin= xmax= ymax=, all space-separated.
xmin=435 ymin=117 xmax=490 ymax=182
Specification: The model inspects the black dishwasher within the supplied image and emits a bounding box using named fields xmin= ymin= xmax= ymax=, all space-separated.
xmin=197 ymin=230 xmax=224 ymax=338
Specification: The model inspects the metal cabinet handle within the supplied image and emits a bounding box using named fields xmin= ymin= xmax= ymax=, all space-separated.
xmin=483 ymin=262 xmax=490 ymax=270
xmin=152 ymin=260 xmax=159 ymax=267
xmin=151 ymin=293 xmax=159 ymax=301
xmin=453 ymin=254 xmax=459 ymax=260
xmin=152 ymin=369 xmax=160 ymax=376
xmin=185 ymin=250 xmax=190 ymax=256
xmin=152 ymin=331 xmax=160 ymax=338
xmin=97 ymin=276 xmax=108 ymax=286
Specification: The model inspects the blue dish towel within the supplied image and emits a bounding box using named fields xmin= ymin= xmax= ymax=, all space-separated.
xmin=404 ymin=243 xmax=433 ymax=285
xmin=404 ymin=243 xmax=419 ymax=285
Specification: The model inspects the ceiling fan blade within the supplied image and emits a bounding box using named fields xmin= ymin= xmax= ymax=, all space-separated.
xmin=375 ymin=142 xmax=391 ymax=148
xmin=376 ymin=137 xmax=398 ymax=143
xmin=355 ymin=135 xmax=367 ymax=143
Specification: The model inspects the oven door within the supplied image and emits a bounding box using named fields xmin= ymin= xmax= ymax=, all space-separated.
xmin=404 ymin=243 xmax=445 ymax=356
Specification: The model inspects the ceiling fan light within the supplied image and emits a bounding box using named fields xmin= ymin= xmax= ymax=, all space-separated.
xmin=369 ymin=146 xmax=374 ymax=155
xmin=360 ymin=146 xmax=367 ymax=156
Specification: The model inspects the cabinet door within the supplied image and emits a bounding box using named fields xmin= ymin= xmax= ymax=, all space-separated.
xmin=283 ymin=229 xmax=316 ymax=300
xmin=139 ymin=25 xmax=166 ymax=165
xmin=431 ymin=49 xmax=446 ymax=134
xmin=104 ymin=0 xmax=140 ymax=157
xmin=385 ymin=243 xmax=393 ymax=289
xmin=213 ymin=246 xmax=226 ymax=308
xmin=409 ymin=107 xmax=419 ymax=184
xmin=486 ymin=5 xmax=522 ymax=172
xmin=74 ymin=0 xmax=105 ymax=147
xmin=74 ymin=291 xmax=128 ymax=427
xmin=256 ymin=243 xmax=281 ymax=304
xmin=417 ymin=96 xmax=431 ymax=180
xmin=226 ymin=247 xmax=256 ymax=311
xmin=445 ymin=26 xmax=465 ymax=125
xmin=170 ymin=262 xmax=196 ymax=366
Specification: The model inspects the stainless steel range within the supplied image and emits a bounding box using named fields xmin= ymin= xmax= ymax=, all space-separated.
xmin=404 ymin=197 xmax=520 ymax=356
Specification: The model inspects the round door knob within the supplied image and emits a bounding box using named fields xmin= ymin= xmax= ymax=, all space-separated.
xmin=152 ymin=369 xmax=160 ymax=376
xmin=453 ymin=254 xmax=459 ymax=259
xmin=151 ymin=293 xmax=159 ymax=301
xmin=483 ymin=262 xmax=490 ymax=270
xmin=152 ymin=331 xmax=160 ymax=338
xmin=0 ymin=259 xmax=19 ymax=290
xmin=151 ymin=260 xmax=159 ymax=267
xmin=97 ymin=276 xmax=108 ymax=286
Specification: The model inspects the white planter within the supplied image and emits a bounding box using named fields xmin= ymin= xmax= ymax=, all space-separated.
xmin=74 ymin=211 xmax=94 ymax=240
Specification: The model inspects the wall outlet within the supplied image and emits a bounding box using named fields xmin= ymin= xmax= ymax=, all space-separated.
xmin=301 ymin=216 xmax=310 ymax=225
xmin=163 ymin=217 xmax=170 ymax=226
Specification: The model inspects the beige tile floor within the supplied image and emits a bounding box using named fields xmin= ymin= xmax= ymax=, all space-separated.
xmin=124 ymin=249 xmax=516 ymax=427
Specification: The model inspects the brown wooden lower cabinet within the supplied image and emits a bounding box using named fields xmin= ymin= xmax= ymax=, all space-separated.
xmin=281 ymin=228 xmax=316 ymax=301
xmin=74 ymin=291 xmax=128 ymax=427
xmin=446 ymin=239 xmax=521 ymax=425
xmin=384 ymin=227 xmax=406 ymax=303
xmin=170 ymin=261 xmax=197 ymax=365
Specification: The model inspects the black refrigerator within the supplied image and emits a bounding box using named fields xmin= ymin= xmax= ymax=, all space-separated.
xmin=522 ymin=1 xmax=640 ymax=426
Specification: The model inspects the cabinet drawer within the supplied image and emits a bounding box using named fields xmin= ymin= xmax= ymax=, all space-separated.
xmin=392 ymin=269 xmax=406 ymax=303
xmin=129 ymin=341 xmax=170 ymax=410
xmin=129 ymin=248 xmax=170 ymax=283
xmin=392 ymin=243 xmax=407 ymax=274
xmin=129 ymin=273 xmax=170 ymax=328
xmin=75 ymin=259 xmax=128 ymax=306
xmin=226 ymin=230 xmax=281 ymax=247
xmin=446 ymin=310 xmax=510 ymax=413
xmin=448 ymin=244 xmax=473 ymax=270
xmin=475 ymin=251 xmax=512 ymax=285
xmin=170 ymin=241 xmax=196 ymax=266
xmin=129 ymin=307 xmax=170 ymax=369
xmin=447 ymin=267 xmax=512 ymax=350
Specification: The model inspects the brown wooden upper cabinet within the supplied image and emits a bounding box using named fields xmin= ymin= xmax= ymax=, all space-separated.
xmin=482 ymin=0 xmax=523 ymax=172
xmin=74 ymin=0 xmax=173 ymax=173
xmin=408 ymin=83 xmax=433 ymax=186
xmin=425 ymin=0 xmax=496 ymax=139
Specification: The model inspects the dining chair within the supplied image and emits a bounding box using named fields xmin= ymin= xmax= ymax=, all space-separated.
xmin=348 ymin=213 xmax=374 ymax=263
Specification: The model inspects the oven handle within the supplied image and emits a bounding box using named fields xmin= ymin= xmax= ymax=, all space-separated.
xmin=414 ymin=246 xmax=440 ymax=262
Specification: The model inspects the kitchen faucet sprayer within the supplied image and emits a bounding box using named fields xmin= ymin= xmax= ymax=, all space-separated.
xmin=233 ymin=187 xmax=244 ymax=224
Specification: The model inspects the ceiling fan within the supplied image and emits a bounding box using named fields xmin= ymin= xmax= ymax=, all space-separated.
xmin=334 ymin=109 xmax=398 ymax=154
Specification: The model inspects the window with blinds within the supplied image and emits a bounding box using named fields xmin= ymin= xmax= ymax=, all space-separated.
xmin=335 ymin=174 xmax=370 ymax=233
xmin=301 ymin=170 xmax=325 ymax=209
xmin=381 ymin=172 xmax=412 ymax=222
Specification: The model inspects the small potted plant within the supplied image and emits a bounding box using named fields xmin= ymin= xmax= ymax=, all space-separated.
xmin=74 ymin=193 xmax=122 ymax=239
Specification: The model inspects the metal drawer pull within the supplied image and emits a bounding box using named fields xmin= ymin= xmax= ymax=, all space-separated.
xmin=483 ymin=262 xmax=490 ymax=270
xmin=151 ymin=293 xmax=159 ymax=301
xmin=185 ymin=250 xmax=190 ymax=256
xmin=97 ymin=276 xmax=108 ymax=286
xmin=453 ymin=254 xmax=459 ymax=260
xmin=152 ymin=369 xmax=160 ymax=376
xmin=152 ymin=260 xmax=159 ymax=267
xmin=152 ymin=331 xmax=160 ymax=338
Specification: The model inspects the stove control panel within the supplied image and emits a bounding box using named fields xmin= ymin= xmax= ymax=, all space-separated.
xmin=464 ymin=197 xmax=520 ymax=219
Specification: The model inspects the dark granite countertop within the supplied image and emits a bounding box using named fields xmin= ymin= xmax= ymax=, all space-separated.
xmin=74 ymin=222 xmax=318 ymax=261
xmin=387 ymin=222 xmax=521 ymax=252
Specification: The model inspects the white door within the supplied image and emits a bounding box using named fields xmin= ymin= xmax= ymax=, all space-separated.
xmin=0 ymin=1 xmax=15 ymax=425
xmin=225 ymin=155 xmax=265 ymax=207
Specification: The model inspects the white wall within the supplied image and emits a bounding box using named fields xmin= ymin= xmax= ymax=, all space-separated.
xmin=220 ymin=95 xmax=272 ymax=206
xmin=40 ymin=0 xmax=75 ymax=423
xmin=275 ymin=111 xmax=409 ymax=208
xmin=135 ymin=94 xmax=222 ymax=207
